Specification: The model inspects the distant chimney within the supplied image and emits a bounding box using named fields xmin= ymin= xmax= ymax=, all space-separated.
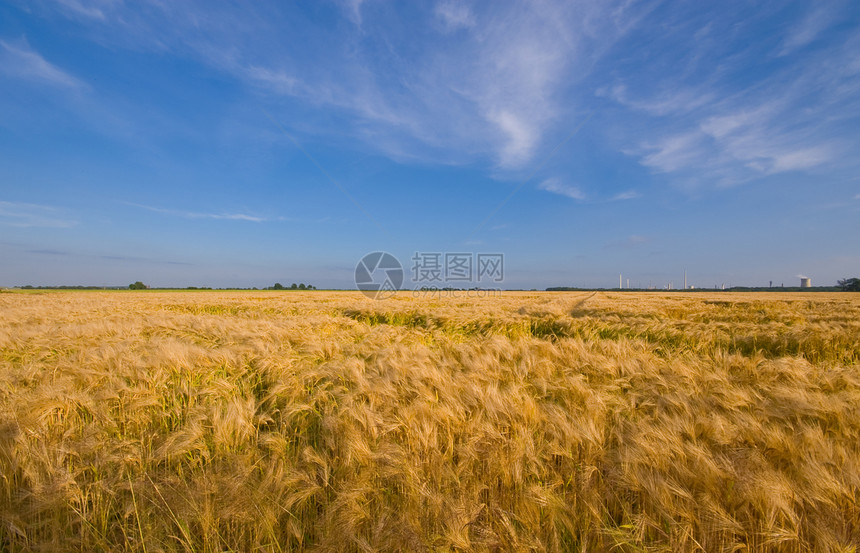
xmin=800 ymin=277 xmax=811 ymax=288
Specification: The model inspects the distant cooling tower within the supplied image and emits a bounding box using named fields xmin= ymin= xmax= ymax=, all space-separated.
xmin=800 ymin=277 xmax=811 ymax=288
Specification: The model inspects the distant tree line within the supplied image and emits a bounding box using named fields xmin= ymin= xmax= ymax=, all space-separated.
xmin=838 ymin=278 xmax=860 ymax=291
xmin=11 ymin=283 xmax=321 ymax=290
xmin=17 ymin=285 xmax=120 ymax=290
xmin=127 ymin=282 xmax=320 ymax=290
xmin=267 ymin=283 xmax=316 ymax=290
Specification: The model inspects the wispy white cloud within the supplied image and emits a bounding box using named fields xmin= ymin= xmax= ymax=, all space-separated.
xmin=22 ymin=246 xmax=194 ymax=266
xmin=603 ymin=84 xmax=714 ymax=116
xmin=31 ymin=0 xmax=855 ymax=188
xmin=699 ymin=109 xmax=766 ymax=140
xmin=128 ymin=203 xmax=268 ymax=222
xmin=488 ymin=110 xmax=540 ymax=168
xmin=610 ymin=190 xmax=640 ymax=201
xmin=699 ymin=106 xmax=835 ymax=175
xmin=537 ymin=178 xmax=585 ymax=200
xmin=0 ymin=40 xmax=84 ymax=88
xmin=244 ymin=66 xmax=300 ymax=95
xmin=319 ymin=2 xmax=587 ymax=168
xmin=0 ymin=201 xmax=77 ymax=228
xmin=537 ymin=182 xmax=640 ymax=203
xmin=608 ymin=10 xmax=859 ymax=189
xmin=435 ymin=1 xmax=475 ymax=31
xmin=638 ymin=132 xmax=707 ymax=174
xmin=49 ymin=1 xmax=642 ymax=169
xmin=779 ymin=5 xmax=840 ymax=55
xmin=635 ymin=120 xmax=836 ymax=187
xmin=756 ymin=146 xmax=833 ymax=174
xmin=340 ymin=0 xmax=366 ymax=27
xmin=54 ymin=0 xmax=108 ymax=21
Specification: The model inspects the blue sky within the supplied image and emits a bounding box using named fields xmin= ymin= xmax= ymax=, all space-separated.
xmin=1 ymin=0 xmax=858 ymax=289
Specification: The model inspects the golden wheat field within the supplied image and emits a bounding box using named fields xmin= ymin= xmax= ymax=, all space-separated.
xmin=1 ymin=290 xmax=859 ymax=553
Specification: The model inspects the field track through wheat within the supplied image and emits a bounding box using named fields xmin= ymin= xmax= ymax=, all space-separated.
xmin=1 ymin=290 xmax=859 ymax=552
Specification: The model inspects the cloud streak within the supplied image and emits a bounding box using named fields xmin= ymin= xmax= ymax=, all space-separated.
xmin=779 ymin=5 xmax=840 ymax=55
xmin=32 ymin=1 xmax=646 ymax=169
xmin=0 ymin=40 xmax=84 ymax=88
xmin=435 ymin=1 xmax=475 ymax=31
xmin=0 ymin=201 xmax=77 ymax=228
xmin=610 ymin=190 xmax=641 ymax=201
xmin=18 ymin=0 xmax=860 ymax=191
xmin=54 ymin=0 xmax=108 ymax=21
xmin=127 ymin=203 xmax=268 ymax=223
xmin=537 ymin=178 xmax=585 ymax=200
xmin=605 ymin=3 xmax=860 ymax=189
xmin=22 ymin=246 xmax=193 ymax=266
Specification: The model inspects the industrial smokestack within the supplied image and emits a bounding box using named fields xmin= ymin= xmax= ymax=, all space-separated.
xmin=797 ymin=274 xmax=811 ymax=288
